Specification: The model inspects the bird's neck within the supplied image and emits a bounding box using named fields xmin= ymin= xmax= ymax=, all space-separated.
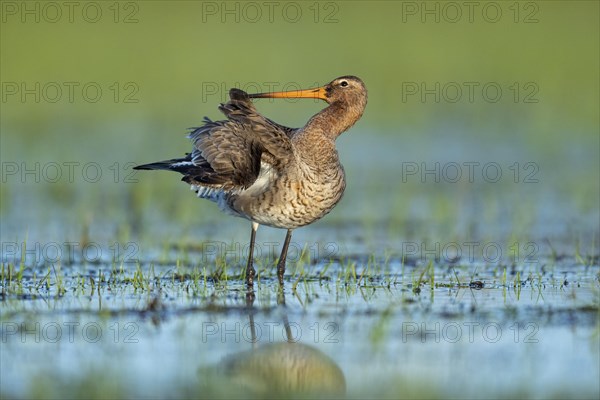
xmin=304 ymin=101 xmax=364 ymax=140
xmin=293 ymin=101 xmax=364 ymax=168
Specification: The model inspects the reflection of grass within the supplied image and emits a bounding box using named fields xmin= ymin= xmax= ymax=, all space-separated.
xmin=369 ymin=304 xmax=394 ymax=349
xmin=24 ymin=371 xmax=127 ymax=400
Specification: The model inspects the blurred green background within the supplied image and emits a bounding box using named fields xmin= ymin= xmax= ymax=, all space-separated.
xmin=1 ymin=1 xmax=598 ymax=250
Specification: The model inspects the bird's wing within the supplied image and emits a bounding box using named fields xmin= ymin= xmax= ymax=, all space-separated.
xmin=184 ymin=89 xmax=295 ymax=190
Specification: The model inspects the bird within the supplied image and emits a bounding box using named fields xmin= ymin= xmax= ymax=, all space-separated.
xmin=216 ymin=342 xmax=345 ymax=396
xmin=134 ymin=76 xmax=367 ymax=286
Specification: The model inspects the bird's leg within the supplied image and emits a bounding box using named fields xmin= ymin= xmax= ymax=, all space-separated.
xmin=276 ymin=229 xmax=293 ymax=285
xmin=278 ymin=287 xmax=294 ymax=342
xmin=246 ymin=285 xmax=257 ymax=348
xmin=246 ymin=222 xmax=259 ymax=286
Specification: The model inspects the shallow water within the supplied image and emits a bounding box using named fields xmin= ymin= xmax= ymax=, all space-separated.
xmin=1 ymin=250 xmax=598 ymax=399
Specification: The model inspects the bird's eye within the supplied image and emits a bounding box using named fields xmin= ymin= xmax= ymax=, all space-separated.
xmin=340 ymin=80 xmax=348 ymax=87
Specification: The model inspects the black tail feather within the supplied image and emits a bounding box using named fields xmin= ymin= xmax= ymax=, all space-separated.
xmin=133 ymin=154 xmax=192 ymax=172
xmin=134 ymin=154 xmax=226 ymax=187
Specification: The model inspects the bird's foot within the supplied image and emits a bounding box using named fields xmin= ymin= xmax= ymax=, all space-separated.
xmin=276 ymin=263 xmax=285 ymax=286
xmin=246 ymin=264 xmax=256 ymax=286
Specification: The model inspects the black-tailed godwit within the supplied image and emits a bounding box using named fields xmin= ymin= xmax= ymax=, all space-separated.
xmin=134 ymin=76 xmax=367 ymax=285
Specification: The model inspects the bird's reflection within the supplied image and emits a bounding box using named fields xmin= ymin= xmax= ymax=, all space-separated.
xmin=210 ymin=287 xmax=346 ymax=397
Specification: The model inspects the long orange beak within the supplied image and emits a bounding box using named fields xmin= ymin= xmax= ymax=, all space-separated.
xmin=248 ymin=86 xmax=328 ymax=101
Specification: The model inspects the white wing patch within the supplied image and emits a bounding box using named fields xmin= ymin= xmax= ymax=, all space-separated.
xmin=189 ymin=162 xmax=276 ymax=219
xmin=172 ymin=161 xmax=195 ymax=168
xmin=190 ymin=185 xmax=221 ymax=201
xmin=244 ymin=162 xmax=275 ymax=195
